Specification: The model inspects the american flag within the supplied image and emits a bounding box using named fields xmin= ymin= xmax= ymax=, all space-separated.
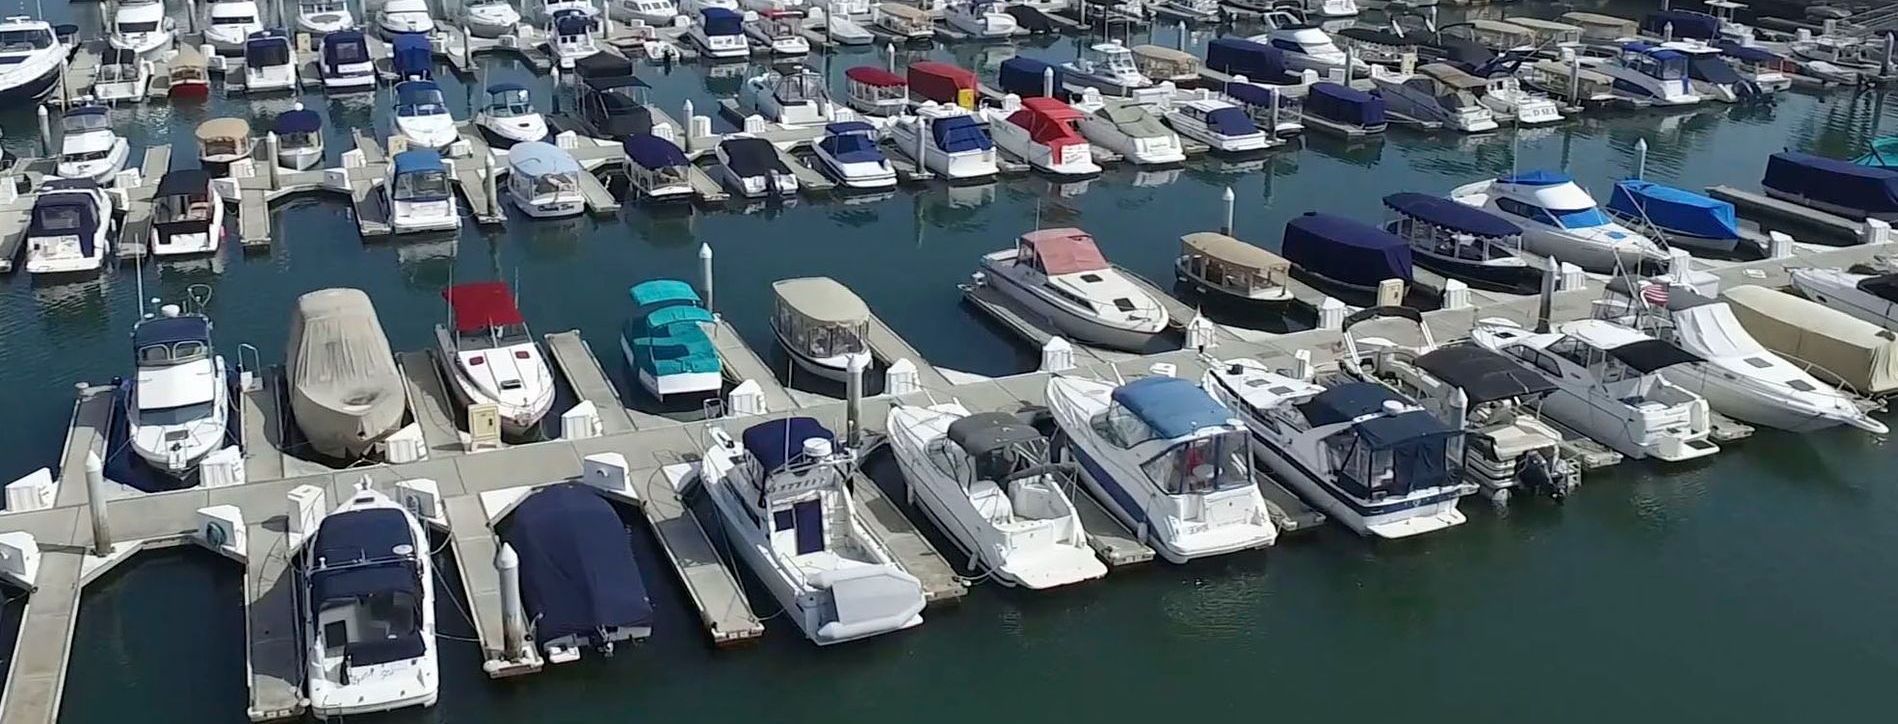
xmin=1640 ymin=283 xmax=1670 ymax=306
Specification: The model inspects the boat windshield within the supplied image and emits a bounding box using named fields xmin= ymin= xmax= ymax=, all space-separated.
xmin=488 ymin=89 xmax=534 ymax=117
xmin=212 ymin=14 xmax=257 ymax=25
xmin=62 ymin=148 xmax=113 ymax=163
xmin=393 ymin=169 xmax=450 ymax=201
xmin=398 ymin=93 xmax=446 ymax=116
xmin=532 ymin=171 xmax=577 ymax=195
xmin=1101 ymin=48 xmax=1138 ymax=74
xmin=155 ymin=191 xmax=213 ymax=222
xmin=137 ymin=340 xmax=209 ymax=365
xmin=1140 ymin=430 xmax=1250 ymax=495
xmin=785 ymin=318 xmax=865 ymax=358
xmin=1627 ymin=51 xmax=1686 ymax=79
xmin=33 ymin=205 xmax=88 ymax=233
xmin=117 ymin=20 xmax=161 ymax=33
xmin=1390 ymin=217 xmax=1520 ymax=261
xmin=140 ymin=400 xmax=216 ymax=426
xmin=318 ymin=588 xmax=421 ymax=658
xmin=0 ymin=28 xmax=54 ymax=51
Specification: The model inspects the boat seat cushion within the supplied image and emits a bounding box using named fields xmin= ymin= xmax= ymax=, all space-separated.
xmin=968 ymin=480 xmax=1013 ymax=523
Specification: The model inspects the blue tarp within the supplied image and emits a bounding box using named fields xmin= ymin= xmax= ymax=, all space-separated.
xmin=245 ymin=32 xmax=289 ymax=66
xmin=1307 ymin=82 xmax=1385 ymax=127
xmin=1205 ymin=107 xmax=1258 ymax=136
xmin=273 ymin=109 xmax=321 ymax=134
xmin=622 ymin=134 xmax=687 ymax=168
xmin=1223 ymin=81 xmax=1278 ymax=109
xmin=1205 ymin=37 xmax=1294 ymax=84
xmin=1382 ymin=192 xmax=1521 ymax=237
xmin=392 ymin=31 xmax=432 ymax=77
xmin=931 ymin=115 xmax=991 ymax=152
xmin=1607 ymin=180 xmax=1739 ymax=240
xmin=743 ymin=417 xmax=834 ymax=474
xmin=1499 ymin=169 xmax=1570 ymax=186
xmin=1717 ymin=41 xmax=1780 ymax=64
xmin=503 ymin=483 xmax=654 ymax=644
xmin=395 ymin=80 xmax=442 ymax=106
xmin=1763 ymin=151 xmax=1898 ymax=216
xmin=1642 ymin=10 xmax=1720 ymax=40
xmin=1622 ymin=41 xmax=1686 ymax=62
xmin=1282 ymin=212 xmax=1412 ymax=286
xmin=701 ymin=7 xmax=742 ymax=35
xmin=998 ymin=56 xmax=1061 ymax=98
xmin=630 ymin=279 xmax=700 ymax=307
xmin=310 ymin=559 xmax=418 ymax=603
xmin=820 ymin=128 xmax=884 ymax=164
xmin=1110 ymin=376 xmax=1233 ymax=440
xmin=554 ymin=10 xmax=593 ymax=35
xmin=132 ymin=315 xmax=210 ymax=348
xmin=315 ymin=507 xmax=416 ymax=566
xmin=392 ymin=149 xmax=444 ymax=174
xmin=322 ymin=30 xmax=369 ymax=66
xmin=487 ymin=81 xmax=527 ymax=94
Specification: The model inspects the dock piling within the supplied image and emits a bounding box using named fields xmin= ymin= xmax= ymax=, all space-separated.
xmin=1176 ymin=21 xmax=1186 ymax=51
xmin=1634 ymin=137 xmax=1648 ymax=180
xmin=484 ymin=154 xmax=499 ymax=212
xmin=36 ymin=105 xmax=50 ymax=157
xmin=187 ymin=0 xmax=198 ymax=33
xmin=84 ymin=451 xmax=111 ymax=556
xmin=1767 ymin=230 xmax=1795 ymax=258
xmin=497 ymin=543 xmax=530 ymax=661
xmin=1568 ymin=55 xmax=1581 ymax=106
xmin=886 ymin=43 xmax=895 ymax=72
xmin=265 ymin=132 xmax=279 ymax=188
xmin=845 ymin=353 xmax=867 ymax=450
xmin=915 ymin=116 xmax=927 ymax=172
xmin=1221 ymin=186 xmax=1234 ymax=234
xmin=699 ymin=243 xmax=715 ymax=317
xmin=1043 ymin=66 xmax=1054 ymax=98
xmin=1536 ymin=255 xmax=1558 ymax=333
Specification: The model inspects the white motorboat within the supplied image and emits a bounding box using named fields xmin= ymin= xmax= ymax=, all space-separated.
xmin=1078 ymin=100 xmax=1184 ymax=166
xmin=803 ymin=8 xmax=873 ymax=44
xmin=56 ymin=106 xmax=129 ymax=184
xmin=617 ymin=0 xmax=681 ymax=26
xmin=127 ymin=302 xmax=231 ymax=474
xmin=504 ymin=141 xmax=585 ymax=219
xmin=812 ymin=121 xmax=896 ymax=189
xmin=1204 ymin=359 xmax=1473 ymax=538
xmin=739 ymin=64 xmax=842 ymax=127
xmin=195 ymin=118 xmax=253 ymax=177
xmin=319 ymin=30 xmax=377 ymax=90
xmin=1480 ymin=75 xmax=1563 ymax=125
xmin=1718 ymin=43 xmax=1792 ymax=93
xmin=549 ymin=9 xmax=602 ymax=66
xmin=0 ymin=17 xmax=66 ymax=104
xmin=92 ymin=47 xmax=152 ymax=104
xmin=772 ymin=277 xmax=870 ymax=382
xmin=388 ymin=25 xmax=434 ymax=80
xmin=887 ymin=404 xmax=1108 ymax=589
xmin=1589 ymin=42 xmax=1701 ymax=105
xmin=944 ymin=0 xmax=1017 ymax=38
xmin=887 ymin=105 xmax=998 ymax=181
xmin=287 ymin=289 xmax=407 ymax=459
xmin=688 ymin=7 xmax=749 ymax=59
xmin=149 ymin=170 xmax=224 ymax=257
xmin=436 ymin=282 xmax=557 ymax=436
xmin=1449 ymin=170 xmax=1668 ymax=274
xmin=1380 ymin=191 xmax=1535 ymax=290
xmin=1719 ymin=284 xmax=1898 ymax=399
xmin=621 ymin=134 xmax=695 ymax=203
xmin=985 ymin=97 xmax=1101 ymax=178
xmin=745 ymin=11 xmax=810 ymax=55
xmin=386 ymin=149 xmax=460 ymax=234
xmin=1471 ymin=318 xmax=1721 ymax=462
xmin=974 ymin=228 xmax=1167 ymax=351
xmin=462 ymin=0 xmax=522 ymax=38
xmin=474 ymin=83 xmax=550 ymax=148
xmin=1046 ymin=374 xmax=1277 ymax=562
xmin=295 ymin=0 xmax=356 ymax=35
xmin=392 ymin=80 xmax=459 ymax=151
xmin=698 ymin=418 xmax=925 ymax=645
xmin=1165 ymin=98 xmax=1271 ymax=153
xmin=1790 ymin=267 xmax=1898 ymax=332
xmin=303 ymin=483 xmax=438 ymax=717
xmin=621 ymin=280 xmax=722 ymax=399
xmin=377 ymin=0 xmax=437 ymax=36
xmin=1061 ymin=42 xmax=1152 ymax=96
xmin=739 ymin=0 xmax=805 ymax=13
xmin=273 ymin=107 xmax=325 ymax=170
xmin=24 ymin=179 xmax=113 ymax=275
xmin=1370 ymin=63 xmax=1499 ymax=133
xmin=109 ymin=0 xmax=173 ymax=57
xmin=241 ymin=30 xmax=298 ymax=93
xmin=1660 ymin=39 xmax=1755 ymax=103
xmin=1252 ymin=26 xmax=1370 ymax=77
xmin=714 ymin=135 xmax=799 ymax=199
xmin=205 ymin=1 xmax=264 ymax=55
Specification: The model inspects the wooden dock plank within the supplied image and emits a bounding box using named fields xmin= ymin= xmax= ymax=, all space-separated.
xmin=443 ymin=495 xmax=507 ymax=662
xmin=0 ymin=550 xmax=82 ymax=724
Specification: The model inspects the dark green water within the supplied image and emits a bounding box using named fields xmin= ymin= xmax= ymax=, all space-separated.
xmin=5 ymin=1 xmax=1898 ymax=722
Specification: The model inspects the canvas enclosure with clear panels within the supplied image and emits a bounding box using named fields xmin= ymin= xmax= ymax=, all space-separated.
xmin=155 ymin=172 xmax=214 ymax=227
xmin=488 ymin=87 xmax=533 ymax=116
xmin=1131 ymin=45 xmax=1199 ymax=81
xmin=1178 ymin=232 xmax=1289 ymax=298
xmin=61 ymin=109 xmax=109 ymax=135
xmin=171 ymin=45 xmax=207 ymax=83
xmin=773 ymin=279 xmax=869 ymax=362
xmin=879 ymin=3 xmax=929 ymax=34
xmin=1092 ymin=400 xmax=1250 ymax=495
xmin=196 ymin=118 xmax=250 ymax=158
xmin=1387 ymin=209 xmax=1521 ymax=262
xmin=394 ymin=167 xmax=449 ymax=202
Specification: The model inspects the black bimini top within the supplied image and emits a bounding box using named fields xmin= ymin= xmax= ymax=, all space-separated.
xmin=946 ymin=412 xmax=1041 ymax=459
xmin=157 ymin=169 xmax=213 ymax=197
xmin=1609 ymin=339 xmax=1703 ymax=373
xmin=721 ymin=137 xmax=787 ymax=176
xmin=1857 ymin=273 xmax=1898 ymax=304
xmin=1412 ymin=345 xmax=1556 ymax=403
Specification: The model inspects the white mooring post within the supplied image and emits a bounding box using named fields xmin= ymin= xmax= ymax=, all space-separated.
xmin=1634 ymin=137 xmax=1648 ymax=180
xmin=845 ymin=352 xmax=868 ymax=449
xmin=1862 ymin=217 xmax=1892 ymax=246
xmin=1221 ymin=186 xmax=1235 ymax=235
xmin=484 ymin=153 xmax=499 ymax=211
xmin=1316 ymin=297 xmax=1347 ymax=330
xmin=265 ymin=132 xmax=280 ymax=188
xmin=1176 ymin=21 xmax=1186 ymax=51
xmin=1291 ymin=349 xmax=1313 ymax=381
xmin=1536 ymin=255 xmax=1559 ymax=333
xmin=36 ymin=105 xmax=50 ymax=157
xmin=497 ymin=544 xmax=529 ymax=661
xmin=1041 ymin=337 xmax=1074 ymax=372
xmin=699 ymin=243 xmax=715 ymax=317
xmin=1767 ymin=230 xmax=1795 ymax=259
xmin=84 ymin=451 xmax=112 ymax=556
xmin=915 ymin=116 xmax=928 ymax=170
xmin=1441 ymin=279 xmax=1470 ymax=310
xmin=886 ymin=43 xmax=896 ymax=72
xmin=1042 ymin=66 xmax=1054 ymax=98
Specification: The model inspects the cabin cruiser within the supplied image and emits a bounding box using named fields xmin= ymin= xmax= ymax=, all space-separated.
xmin=93 ymin=48 xmax=151 ymax=103
xmin=1660 ymin=39 xmax=1755 ymax=103
xmin=699 ymin=418 xmax=926 ymax=644
xmin=746 ymin=11 xmax=809 ymax=56
xmin=888 ymin=105 xmax=998 ymax=182
xmin=462 ymin=0 xmax=522 ymax=37
xmin=618 ymin=0 xmax=681 ymax=26
xmin=287 ymin=289 xmax=407 ymax=459
xmin=24 ymin=180 xmax=113 ymax=275
xmin=392 ymin=80 xmax=458 ymax=151
xmin=1381 ymin=192 xmax=1534 ymax=289
xmin=505 ymin=142 xmax=585 ymax=219
xmin=168 ymin=45 xmax=211 ymax=99
xmin=974 ymin=228 xmax=1167 ymax=351
xmin=1720 ymin=284 xmax=1898 ymax=398
xmin=1450 ymin=170 xmax=1668 ymax=274
xmin=149 ymin=170 xmax=223 ymax=257
xmin=844 ymin=66 xmax=908 ymax=116
xmin=739 ymin=65 xmax=842 ymax=127
xmin=0 ymin=17 xmax=63 ymax=103
xmin=436 ymin=282 xmax=556 ymax=436
xmin=689 ymin=7 xmax=749 ymax=59
xmin=109 ymin=0 xmax=173 ymax=58
xmin=1590 ymin=42 xmax=1700 ymax=106
xmin=621 ymin=280 xmax=721 ymax=399
xmin=319 ymin=30 xmax=376 ymax=90
xmin=1151 ymin=0 xmax=1218 ymax=21
xmin=772 ymin=277 xmax=870 ymax=381
xmin=1061 ymin=42 xmax=1152 ymax=96
xmin=1333 ymin=307 xmax=1579 ymax=504
xmin=470 ymin=84 xmax=546 ymax=149
xmin=621 ymin=134 xmax=695 ymax=203
xmin=196 ymin=118 xmax=253 ymax=177
xmin=303 ymin=484 xmax=438 ymax=717
xmin=873 ymin=3 xmax=933 ymax=41
xmin=812 ymin=121 xmax=896 ymax=190
xmin=549 ymin=9 xmax=602 ymax=66
xmin=1789 ymin=267 xmax=1898 ymax=332
xmin=986 ymin=97 xmax=1101 ymax=178
xmin=127 ymin=304 xmax=231 ymax=474
xmin=945 ymin=0 xmax=1016 ymax=39
xmin=1254 ymin=26 xmax=1370 ymax=77
xmin=1762 ymin=151 xmax=1898 ymax=222
xmin=1370 ymin=63 xmax=1498 ymax=133
xmin=1165 ymin=98 xmax=1271 ymax=153
xmin=1605 ymin=180 xmax=1744 ymax=256
xmin=274 ymin=107 xmax=325 ymax=170
xmin=56 ymin=106 xmax=129 ymax=184
xmin=1471 ymin=319 xmax=1720 ymax=462
xmin=386 ymin=150 xmax=460 ymax=234
xmin=714 ymin=135 xmax=798 ymax=199
xmin=378 ymin=0 xmax=438 ymax=37
xmin=296 ymin=0 xmax=356 ymax=35
xmin=241 ymin=30 xmax=298 ymax=93
xmin=1480 ymin=75 xmax=1564 ymax=125
xmin=1047 ymin=374 xmax=1277 ymax=561
xmin=205 ymin=1 xmax=265 ymax=55
xmin=1078 ymin=101 xmax=1184 ymax=166
xmin=1174 ymin=232 xmax=1293 ymax=308
xmin=887 ymin=404 xmax=1107 ymax=588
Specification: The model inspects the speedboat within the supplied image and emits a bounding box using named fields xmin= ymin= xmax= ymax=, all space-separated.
xmin=504 ymin=141 xmax=585 ymax=219
xmin=1605 ymin=180 xmax=1744 ymax=256
xmin=814 ymin=0 xmax=871 ymax=19
xmin=621 ymin=134 xmax=695 ymax=203
xmin=195 ymin=118 xmax=253 ymax=177
xmin=1151 ymin=0 xmax=1218 ymax=21
xmin=1381 ymin=192 xmax=1535 ymax=290
xmin=944 ymin=0 xmax=1016 ymax=38
xmin=744 ymin=11 xmax=809 ymax=56
xmin=241 ymin=30 xmax=298 ymax=93
xmin=56 ymin=106 xmax=129 ymax=184
xmin=986 ymin=97 xmax=1101 ymax=178
xmin=974 ymin=228 xmax=1167 ymax=351
xmin=617 ymin=0 xmax=681 ymax=26
xmin=548 ymin=9 xmax=602 ymax=66
xmin=698 ymin=418 xmax=925 ymax=645
xmin=739 ymin=0 xmax=805 ymax=13
xmin=319 ymin=30 xmax=377 ymax=90
xmin=378 ymin=0 xmax=437 ymax=37
xmin=771 ymin=277 xmax=870 ymax=381
xmin=886 ymin=404 xmax=1108 ymax=589
xmin=391 ymin=80 xmax=458 ymax=152
xmin=108 ymin=0 xmax=173 ymax=58
xmin=93 ymin=47 xmax=152 ymax=103
xmin=504 ymin=482 xmax=656 ymax=659
xmin=843 ymin=66 xmax=908 ymax=117
xmin=621 ymin=280 xmax=721 ymax=399
xmin=295 ymin=0 xmax=356 ymax=35
xmin=1450 ymin=170 xmax=1669 ymax=274
xmin=739 ymin=64 xmax=842 ymax=127
xmin=205 ymin=0 xmax=264 ymax=55
xmin=1174 ymin=232 xmax=1295 ymax=308
xmin=462 ymin=0 xmax=522 ymax=38
xmin=1046 ymin=374 xmax=1277 ymax=562
xmin=474 ymin=83 xmax=550 ymax=148
xmin=127 ymin=304 xmax=231 ymax=474
xmin=303 ymin=483 xmax=438 ymax=717
xmin=1078 ymin=101 xmax=1185 ymax=166
xmin=1789 ymin=267 xmax=1898 ymax=332
xmin=1060 ymin=42 xmax=1152 ymax=96
xmin=688 ymin=7 xmax=749 ymax=59
xmin=812 ymin=121 xmax=896 ymax=190
xmin=1279 ymin=212 xmax=1413 ymax=300
xmin=713 ymin=135 xmax=798 ymax=199
xmin=995 ymin=55 xmax=1062 ymax=99
xmin=150 ymin=170 xmax=224 ymax=257
xmin=1205 ymin=37 xmax=1301 ymax=87
xmin=1590 ymin=42 xmax=1700 ymax=106
xmin=24 ymin=179 xmax=112 ymax=275
xmin=1480 ymin=75 xmax=1563 ymax=125
xmin=385 ymin=149 xmax=460 ymax=234
xmin=436 ymin=282 xmax=557 ymax=436
xmin=0 ymin=17 xmax=64 ymax=103
xmin=1253 ymin=26 xmax=1369 ymax=77
xmin=887 ymin=105 xmax=998 ymax=182
xmin=1166 ymin=98 xmax=1270 ymax=153
xmin=1470 ymin=318 xmax=1721 ymax=462
xmin=273 ymin=107 xmax=325 ymax=170
xmin=1761 ymin=151 xmax=1898 ymax=222
xmin=1370 ymin=63 xmax=1498 ymax=133
xmin=286 ymin=289 xmax=407 ymax=459
xmin=389 ymin=28 xmax=433 ymax=81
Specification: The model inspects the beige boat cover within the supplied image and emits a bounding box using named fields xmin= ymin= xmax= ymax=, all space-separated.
xmin=1180 ymin=232 xmax=1290 ymax=274
xmin=774 ymin=277 xmax=870 ymax=325
xmin=1132 ymin=45 xmax=1199 ymax=74
xmin=286 ymin=288 xmax=406 ymax=458
xmin=196 ymin=118 xmax=250 ymax=142
xmin=1719 ymin=285 xmax=1898 ymax=395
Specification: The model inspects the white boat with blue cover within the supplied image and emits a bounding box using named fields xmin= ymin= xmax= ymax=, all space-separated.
xmin=887 ymin=106 xmax=999 ymax=181
xmin=1045 ymin=374 xmax=1278 ymax=563
xmin=390 ymin=30 xmax=433 ymax=81
xmin=109 ymin=0 xmax=173 ymax=57
xmin=1370 ymin=63 xmax=1498 ymax=133
xmin=1165 ymin=98 xmax=1270 ymax=153
xmin=1606 ymin=179 xmax=1744 ymax=255
xmin=319 ymin=30 xmax=377 ymax=90
xmin=740 ymin=64 xmax=842 ymax=127
xmin=303 ymin=483 xmax=438 ymax=717
xmin=699 ymin=418 xmax=927 ymax=645
xmin=1761 ymin=151 xmax=1898 ymax=223
xmin=386 ymin=150 xmax=460 ymax=233
xmin=1592 ymin=42 xmax=1701 ymax=106
xmin=296 ymin=0 xmax=356 ymax=35
xmin=690 ymin=7 xmax=749 ymax=59
xmin=274 ymin=107 xmax=325 ymax=170
xmin=0 ymin=17 xmax=68 ymax=103
xmin=746 ymin=11 xmax=810 ymax=55
xmin=621 ymin=280 xmax=722 ymax=399
xmin=549 ymin=9 xmax=602 ymax=67
xmin=813 ymin=121 xmax=896 ymax=189
xmin=1450 ymin=170 xmax=1668 ymax=274
xmin=618 ymin=0 xmax=681 ymax=26
xmin=392 ymin=80 xmax=458 ymax=151
xmin=1662 ymin=39 xmax=1756 ymax=103
xmin=56 ymin=106 xmax=129 ymax=184
xmin=1381 ymin=192 xmax=1535 ymax=290
xmin=127 ymin=305 xmax=232 ymax=474
xmin=1716 ymin=42 xmax=1791 ymax=93
xmin=1278 ymin=212 xmax=1413 ymax=299
xmin=621 ymin=134 xmax=695 ymax=203
xmin=504 ymin=483 xmax=655 ymax=660
xmin=475 ymin=83 xmax=550 ymax=148
xmin=1254 ymin=26 xmax=1370 ymax=77
xmin=715 ymin=135 xmax=798 ymax=199
xmin=1222 ymin=81 xmax=1305 ymax=138
xmin=24 ymin=179 xmax=113 ymax=276
xmin=242 ymin=30 xmax=298 ymax=93
xmin=506 ymin=142 xmax=585 ymax=219
xmin=1301 ymin=81 xmax=1386 ymax=137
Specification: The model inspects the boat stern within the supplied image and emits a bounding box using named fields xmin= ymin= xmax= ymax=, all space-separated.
xmin=810 ymin=564 xmax=926 ymax=644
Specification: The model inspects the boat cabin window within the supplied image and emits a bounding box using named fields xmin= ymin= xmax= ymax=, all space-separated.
xmin=768 ymin=497 xmax=826 ymax=556
xmin=392 ymin=169 xmax=450 ymax=202
xmin=1140 ymin=431 xmax=1249 ymax=495
xmin=201 ymin=136 xmax=245 ymax=157
xmin=140 ymin=400 xmax=216 ymax=426
xmin=117 ymin=19 xmax=161 ymax=33
xmin=33 ymin=205 xmax=88 ymax=234
xmin=1544 ymin=336 xmax=1597 ymax=369
xmin=488 ymin=90 xmax=534 ymax=117
xmin=1626 ymin=51 xmax=1685 ymax=80
xmin=1092 ymin=403 xmax=1159 ymax=449
xmin=851 ymin=80 xmax=905 ymax=103
xmin=138 ymin=339 xmax=209 ymax=366
xmin=775 ymin=306 xmax=867 ymax=358
xmin=0 ymin=28 xmax=53 ymax=51
xmin=926 ymin=439 xmax=972 ymax=482
xmin=1507 ymin=345 xmax=1566 ymax=379
xmin=318 ymin=588 xmax=421 ymax=658
xmin=212 ymin=14 xmax=257 ymax=25
xmin=155 ymin=191 xmax=214 ymax=222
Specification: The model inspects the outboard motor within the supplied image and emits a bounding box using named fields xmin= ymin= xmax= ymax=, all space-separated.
xmin=1517 ymin=449 xmax=1576 ymax=502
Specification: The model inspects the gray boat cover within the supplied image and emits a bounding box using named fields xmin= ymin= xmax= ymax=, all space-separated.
xmin=287 ymin=288 xmax=406 ymax=458
xmin=1719 ymin=285 xmax=1898 ymax=396
xmin=1098 ymin=103 xmax=1171 ymax=140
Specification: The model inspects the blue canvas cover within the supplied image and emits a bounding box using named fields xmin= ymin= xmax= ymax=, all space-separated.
xmin=392 ymin=31 xmax=432 ymax=77
xmin=629 ymin=279 xmax=700 ymax=307
xmin=820 ymin=125 xmax=884 ymax=164
xmin=1205 ymin=107 xmax=1258 ymax=136
xmin=322 ymin=30 xmax=369 ymax=66
xmin=29 ymin=192 xmax=99 ymax=254
xmin=998 ymin=56 xmax=1062 ymax=97
xmin=1223 ymin=81 xmax=1278 ymax=109
xmin=1608 ymin=180 xmax=1739 ymax=240
xmin=931 ymin=115 xmax=992 ymax=152
xmin=701 ymin=7 xmax=742 ymax=35
xmin=392 ymin=148 xmax=444 ymax=174
xmin=555 ymin=9 xmax=593 ymax=35
xmin=1205 ymin=37 xmax=1294 ymax=84
xmin=1282 ymin=212 xmax=1413 ymax=286
xmin=1307 ymin=82 xmax=1385 ymax=127
xmin=245 ymin=32 xmax=290 ymax=66
xmin=743 ymin=417 xmax=834 ymax=474
xmin=1717 ymin=41 xmax=1780 ymax=64
xmin=1296 ymin=382 xmax=1452 ymax=495
xmin=132 ymin=315 xmax=211 ymax=348
xmin=1622 ymin=41 xmax=1685 ymax=62
xmin=1109 ymin=376 xmax=1233 ymax=440
xmin=1383 ymin=192 xmax=1521 ymax=237
xmin=273 ymin=108 xmax=321 ymax=134
xmin=1763 ymin=151 xmax=1898 ymax=216
xmin=622 ymin=135 xmax=686 ymax=170
xmin=1642 ymin=10 xmax=1720 ymax=40
xmin=309 ymin=506 xmax=424 ymax=665
xmin=503 ymin=483 xmax=654 ymax=643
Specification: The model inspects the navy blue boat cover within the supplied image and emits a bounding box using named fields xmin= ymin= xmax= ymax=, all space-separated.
xmin=309 ymin=508 xmax=424 ymax=666
xmin=504 ymin=483 xmax=653 ymax=643
xmin=1206 ymin=106 xmax=1258 ymax=136
xmin=29 ymin=192 xmax=99 ymax=254
xmin=1307 ymin=82 xmax=1384 ymax=127
xmin=1382 ymin=192 xmax=1521 ymax=237
xmin=1762 ymin=151 xmax=1898 ymax=216
xmin=1282 ymin=212 xmax=1412 ymax=286
xmin=998 ymin=56 xmax=1061 ymax=98
xmin=1296 ymin=382 xmax=1452 ymax=495
xmin=820 ymin=123 xmax=884 ymax=163
xmin=395 ymin=79 xmax=442 ymax=106
xmin=701 ymin=7 xmax=742 ymax=34
xmin=322 ymin=30 xmax=369 ymax=66
xmin=392 ymin=149 xmax=444 ymax=174
xmin=1642 ymin=10 xmax=1720 ymax=40
xmin=932 ymin=115 xmax=992 ymax=152
xmin=132 ymin=315 xmax=210 ymax=348
xmin=245 ymin=33 xmax=289 ymax=66
xmin=622 ymin=134 xmax=687 ymax=168
xmin=1223 ymin=81 xmax=1277 ymax=109
xmin=1607 ymin=180 xmax=1739 ymax=240
xmin=1109 ymin=376 xmax=1233 ymax=440
xmin=1205 ymin=37 xmax=1294 ymax=84
xmin=1717 ymin=41 xmax=1779 ymax=63
xmin=487 ymin=81 xmax=527 ymax=94
xmin=554 ymin=9 xmax=593 ymax=35
xmin=743 ymin=417 xmax=834 ymax=474
xmin=274 ymin=108 xmax=321 ymax=134
xmin=391 ymin=31 xmax=432 ymax=77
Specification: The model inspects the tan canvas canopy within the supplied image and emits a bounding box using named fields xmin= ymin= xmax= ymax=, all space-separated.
xmin=879 ymin=3 xmax=928 ymax=21
xmin=1181 ymin=233 xmax=1290 ymax=274
xmin=1507 ymin=17 xmax=1584 ymax=39
xmin=1131 ymin=45 xmax=1200 ymax=76
xmin=1421 ymin=63 xmax=1487 ymax=89
xmin=196 ymin=118 xmax=250 ymax=143
xmin=171 ymin=44 xmax=206 ymax=72
xmin=1720 ymin=285 xmax=1898 ymax=395
xmin=1560 ymin=11 xmax=1639 ymax=40
xmin=774 ymin=277 xmax=870 ymax=325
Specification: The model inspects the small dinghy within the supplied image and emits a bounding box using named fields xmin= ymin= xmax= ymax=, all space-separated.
xmin=474 ymin=83 xmax=550 ymax=148
xmin=303 ymin=483 xmax=438 ymax=717
xmin=295 ymin=0 xmax=355 ymax=35
xmin=392 ymin=80 xmax=458 ymax=151
xmin=502 ymin=483 xmax=655 ymax=660
xmin=196 ymin=118 xmax=253 ymax=177
xmin=287 ymin=288 xmax=407 ymax=460
xmin=714 ymin=135 xmax=798 ymax=199
xmin=813 ymin=121 xmax=896 ymax=190
xmin=1606 ymin=179 xmax=1744 ymax=255
xmin=1173 ymin=232 xmax=1294 ymax=308
xmin=168 ymin=45 xmax=211 ymax=99
xmin=273 ymin=106 xmax=325 ymax=170
xmin=377 ymin=0 xmax=437 ymax=37
xmin=24 ymin=179 xmax=113 ymax=275
xmin=1761 ymin=151 xmax=1898 ymax=222
xmin=462 ymin=0 xmax=522 ymax=38
xmin=92 ymin=47 xmax=151 ymax=103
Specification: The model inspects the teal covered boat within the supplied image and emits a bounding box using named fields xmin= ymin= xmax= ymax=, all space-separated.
xmin=620 ymin=280 xmax=722 ymax=399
